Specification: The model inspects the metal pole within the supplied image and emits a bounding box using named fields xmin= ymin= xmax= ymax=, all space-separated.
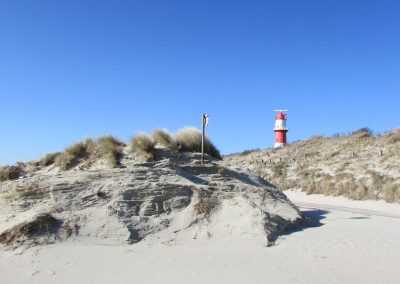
xmin=202 ymin=114 xmax=205 ymax=165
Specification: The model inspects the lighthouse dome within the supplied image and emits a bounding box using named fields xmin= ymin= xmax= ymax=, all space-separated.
xmin=276 ymin=112 xmax=286 ymax=120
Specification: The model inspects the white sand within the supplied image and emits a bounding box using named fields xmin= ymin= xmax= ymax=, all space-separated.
xmin=1 ymin=190 xmax=400 ymax=284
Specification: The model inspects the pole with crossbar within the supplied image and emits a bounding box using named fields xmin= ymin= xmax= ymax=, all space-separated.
xmin=201 ymin=114 xmax=209 ymax=165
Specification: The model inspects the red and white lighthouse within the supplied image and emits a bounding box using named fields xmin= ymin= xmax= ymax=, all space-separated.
xmin=273 ymin=110 xmax=288 ymax=148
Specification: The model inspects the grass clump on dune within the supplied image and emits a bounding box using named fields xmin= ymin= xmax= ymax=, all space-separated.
xmin=55 ymin=141 xmax=91 ymax=171
xmin=175 ymin=127 xmax=222 ymax=159
xmin=130 ymin=134 xmax=155 ymax=162
xmin=0 ymin=166 xmax=22 ymax=181
xmin=387 ymin=129 xmax=400 ymax=144
xmin=55 ymin=137 xmax=124 ymax=170
xmin=40 ymin=152 xmax=62 ymax=167
xmin=151 ymin=128 xmax=177 ymax=150
xmin=351 ymin=127 xmax=373 ymax=139
xmin=131 ymin=127 xmax=221 ymax=161
xmin=0 ymin=213 xmax=61 ymax=247
xmin=97 ymin=136 xmax=125 ymax=167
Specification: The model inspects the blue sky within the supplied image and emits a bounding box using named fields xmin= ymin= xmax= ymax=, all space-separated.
xmin=0 ymin=0 xmax=399 ymax=165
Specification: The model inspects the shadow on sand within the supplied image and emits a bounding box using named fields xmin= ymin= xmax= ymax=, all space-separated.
xmin=279 ymin=208 xmax=371 ymax=243
xmin=281 ymin=209 xmax=329 ymax=238
xmin=301 ymin=209 xmax=329 ymax=227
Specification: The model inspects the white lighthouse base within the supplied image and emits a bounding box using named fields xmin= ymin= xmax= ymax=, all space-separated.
xmin=274 ymin=143 xmax=286 ymax=149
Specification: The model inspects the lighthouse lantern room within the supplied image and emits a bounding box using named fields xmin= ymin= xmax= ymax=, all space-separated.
xmin=273 ymin=110 xmax=288 ymax=148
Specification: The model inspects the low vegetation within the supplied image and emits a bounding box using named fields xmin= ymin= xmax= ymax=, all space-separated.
xmin=55 ymin=140 xmax=92 ymax=170
xmin=175 ymin=127 xmax=222 ymax=159
xmin=130 ymin=134 xmax=156 ymax=162
xmin=55 ymin=136 xmax=124 ymax=170
xmin=193 ymin=187 xmax=220 ymax=218
xmin=3 ymin=126 xmax=221 ymax=173
xmin=152 ymin=128 xmax=177 ymax=150
xmin=226 ymin=128 xmax=400 ymax=203
xmin=8 ymin=183 xmax=40 ymax=202
xmin=0 ymin=165 xmax=22 ymax=181
xmin=387 ymin=128 xmax=400 ymax=144
xmin=131 ymin=128 xmax=222 ymax=162
xmin=351 ymin=127 xmax=374 ymax=138
xmin=0 ymin=213 xmax=61 ymax=248
xmin=40 ymin=152 xmax=62 ymax=167
xmin=98 ymin=136 xmax=125 ymax=167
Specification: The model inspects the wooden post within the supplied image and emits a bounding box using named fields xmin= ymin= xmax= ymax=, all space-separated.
xmin=202 ymin=114 xmax=205 ymax=165
xmin=201 ymin=114 xmax=208 ymax=165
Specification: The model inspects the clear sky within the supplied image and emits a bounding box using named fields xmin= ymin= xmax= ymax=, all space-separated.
xmin=1 ymin=0 xmax=399 ymax=165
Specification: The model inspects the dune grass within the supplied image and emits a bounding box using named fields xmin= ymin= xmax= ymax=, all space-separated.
xmin=131 ymin=127 xmax=222 ymax=161
xmin=55 ymin=142 xmax=89 ymax=170
xmin=130 ymin=134 xmax=156 ymax=162
xmin=193 ymin=187 xmax=220 ymax=218
xmin=175 ymin=127 xmax=222 ymax=159
xmin=12 ymin=126 xmax=221 ymax=172
xmin=54 ymin=136 xmax=124 ymax=170
xmin=351 ymin=127 xmax=374 ymax=138
xmin=0 ymin=166 xmax=22 ymax=181
xmin=387 ymin=129 xmax=400 ymax=144
xmin=0 ymin=213 xmax=61 ymax=247
xmin=227 ymin=127 xmax=400 ymax=203
xmin=40 ymin=152 xmax=62 ymax=167
xmin=98 ymin=136 xmax=125 ymax=167
xmin=152 ymin=128 xmax=176 ymax=150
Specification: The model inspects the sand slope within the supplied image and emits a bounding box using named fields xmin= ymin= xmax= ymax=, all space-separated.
xmin=1 ymin=191 xmax=399 ymax=284
xmin=0 ymin=149 xmax=302 ymax=249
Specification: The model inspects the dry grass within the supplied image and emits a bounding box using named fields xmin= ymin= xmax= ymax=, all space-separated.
xmin=271 ymin=162 xmax=287 ymax=179
xmin=0 ymin=166 xmax=22 ymax=181
xmin=266 ymin=166 xmax=399 ymax=202
xmin=175 ymin=127 xmax=222 ymax=159
xmin=384 ymin=182 xmax=399 ymax=203
xmin=53 ymin=136 xmax=124 ymax=170
xmin=55 ymin=141 xmax=89 ymax=170
xmin=352 ymin=127 xmax=374 ymax=138
xmin=175 ymin=128 xmax=202 ymax=152
xmin=40 ymin=152 xmax=61 ymax=167
xmin=54 ymin=153 xmax=75 ymax=171
xmin=0 ymin=213 xmax=61 ymax=247
xmin=130 ymin=127 xmax=221 ymax=162
xmin=193 ymin=187 xmax=220 ymax=218
xmin=6 ymin=126 xmax=221 ymax=172
xmin=387 ymin=129 xmax=400 ymax=144
xmin=130 ymin=134 xmax=155 ymax=162
xmin=84 ymin=138 xmax=97 ymax=156
xmin=97 ymin=136 xmax=124 ymax=167
xmin=7 ymin=183 xmax=41 ymax=201
xmin=227 ymin=127 xmax=400 ymax=203
xmin=152 ymin=128 xmax=177 ymax=150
